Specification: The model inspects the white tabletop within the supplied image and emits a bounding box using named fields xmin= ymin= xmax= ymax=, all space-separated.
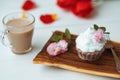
xmin=0 ymin=0 xmax=120 ymax=80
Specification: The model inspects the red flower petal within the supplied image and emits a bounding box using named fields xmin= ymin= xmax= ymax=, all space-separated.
xmin=22 ymin=0 xmax=36 ymax=11
xmin=57 ymin=0 xmax=78 ymax=10
xmin=40 ymin=14 xmax=57 ymax=24
xmin=72 ymin=1 xmax=94 ymax=18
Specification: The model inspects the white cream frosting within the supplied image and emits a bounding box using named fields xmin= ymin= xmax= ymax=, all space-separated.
xmin=76 ymin=26 xmax=106 ymax=52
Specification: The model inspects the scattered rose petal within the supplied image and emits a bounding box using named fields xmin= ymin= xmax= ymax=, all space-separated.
xmin=72 ymin=1 xmax=94 ymax=18
xmin=22 ymin=0 xmax=36 ymax=11
xmin=21 ymin=11 xmax=27 ymax=18
xmin=57 ymin=0 xmax=78 ymax=10
xmin=40 ymin=14 xmax=57 ymax=24
xmin=51 ymin=14 xmax=57 ymax=21
xmin=47 ymin=40 xmax=68 ymax=56
xmin=57 ymin=0 xmax=94 ymax=18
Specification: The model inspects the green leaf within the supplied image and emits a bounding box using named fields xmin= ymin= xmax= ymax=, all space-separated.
xmin=94 ymin=24 xmax=99 ymax=30
xmin=65 ymin=28 xmax=71 ymax=40
xmin=51 ymin=35 xmax=62 ymax=42
xmin=99 ymin=27 xmax=106 ymax=32
xmin=104 ymin=32 xmax=110 ymax=34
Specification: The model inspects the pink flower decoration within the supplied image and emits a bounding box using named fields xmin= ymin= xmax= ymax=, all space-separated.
xmin=95 ymin=29 xmax=104 ymax=42
xmin=47 ymin=42 xmax=58 ymax=56
xmin=47 ymin=40 xmax=68 ymax=56
xmin=57 ymin=40 xmax=68 ymax=53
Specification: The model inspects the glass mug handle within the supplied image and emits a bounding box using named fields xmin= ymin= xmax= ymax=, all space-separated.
xmin=0 ymin=29 xmax=11 ymax=47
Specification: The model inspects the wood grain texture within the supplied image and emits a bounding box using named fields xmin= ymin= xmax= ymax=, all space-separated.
xmin=33 ymin=31 xmax=120 ymax=78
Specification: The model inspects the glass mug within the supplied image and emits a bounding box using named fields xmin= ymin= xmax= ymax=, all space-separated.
xmin=0 ymin=12 xmax=35 ymax=54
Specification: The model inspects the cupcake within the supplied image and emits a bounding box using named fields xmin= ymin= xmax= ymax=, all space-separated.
xmin=75 ymin=24 xmax=108 ymax=61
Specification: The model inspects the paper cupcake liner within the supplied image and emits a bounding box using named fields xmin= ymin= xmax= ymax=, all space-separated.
xmin=76 ymin=47 xmax=105 ymax=61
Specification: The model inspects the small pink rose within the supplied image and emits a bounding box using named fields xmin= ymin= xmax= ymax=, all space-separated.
xmin=57 ymin=40 xmax=68 ymax=52
xmin=47 ymin=42 xmax=58 ymax=56
xmin=47 ymin=40 xmax=68 ymax=56
xmin=95 ymin=29 xmax=104 ymax=42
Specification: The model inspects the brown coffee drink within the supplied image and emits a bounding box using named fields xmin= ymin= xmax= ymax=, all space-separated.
xmin=6 ymin=18 xmax=34 ymax=54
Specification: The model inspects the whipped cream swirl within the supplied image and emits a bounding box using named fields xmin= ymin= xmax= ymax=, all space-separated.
xmin=76 ymin=26 xmax=106 ymax=52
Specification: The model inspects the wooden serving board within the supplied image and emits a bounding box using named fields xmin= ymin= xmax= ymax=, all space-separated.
xmin=33 ymin=31 xmax=120 ymax=78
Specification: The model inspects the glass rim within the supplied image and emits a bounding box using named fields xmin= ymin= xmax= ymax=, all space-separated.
xmin=2 ymin=12 xmax=35 ymax=27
